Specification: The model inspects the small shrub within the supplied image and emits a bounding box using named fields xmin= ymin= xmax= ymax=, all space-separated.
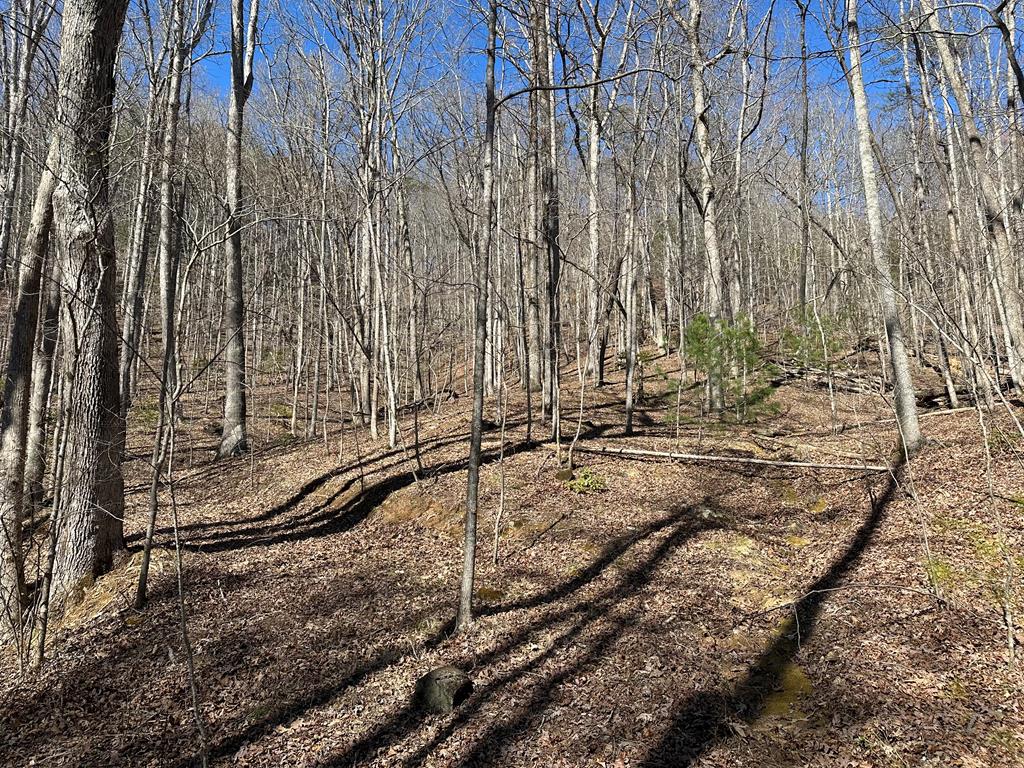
xmin=684 ymin=313 xmax=773 ymax=419
xmin=269 ymin=403 xmax=292 ymax=420
xmin=566 ymin=467 xmax=606 ymax=494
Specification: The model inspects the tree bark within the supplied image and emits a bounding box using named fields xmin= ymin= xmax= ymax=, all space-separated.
xmin=686 ymin=0 xmax=725 ymax=411
xmin=0 ymin=140 xmax=57 ymax=638
xmin=920 ymin=0 xmax=1024 ymax=392
xmin=49 ymin=0 xmax=130 ymax=605
xmin=457 ymin=0 xmax=497 ymax=633
xmin=846 ymin=0 xmax=922 ymax=455
xmin=218 ymin=0 xmax=259 ymax=458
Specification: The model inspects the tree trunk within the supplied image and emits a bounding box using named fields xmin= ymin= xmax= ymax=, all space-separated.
xmin=0 ymin=140 xmax=57 ymax=638
xmin=24 ymin=265 xmax=59 ymax=512
xmin=846 ymin=0 xmax=922 ymax=455
xmin=49 ymin=0 xmax=130 ymax=606
xmin=218 ymin=0 xmax=259 ymax=458
xmin=457 ymin=0 xmax=496 ymax=633
xmin=687 ymin=0 xmax=725 ymax=411
xmin=921 ymin=0 xmax=1024 ymax=393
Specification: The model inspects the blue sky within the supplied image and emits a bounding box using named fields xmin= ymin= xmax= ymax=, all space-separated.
xmin=187 ymin=0 xmax=997 ymax=132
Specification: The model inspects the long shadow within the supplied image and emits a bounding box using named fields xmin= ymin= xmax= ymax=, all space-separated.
xmin=189 ymin=621 xmax=453 ymax=768
xmin=314 ymin=505 xmax=724 ymax=767
xmin=168 ymin=421 xmax=620 ymax=555
xmin=635 ymin=460 xmax=907 ymax=767
xmin=126 ymin=428 xmax=476 ymax=543
xmin=193 ymin=443 xmax=660 ymax=767
xmin=477 ymin=499 xmax=727 ymax=618
xmin=176 ymin=437 xmax=542 ymax=554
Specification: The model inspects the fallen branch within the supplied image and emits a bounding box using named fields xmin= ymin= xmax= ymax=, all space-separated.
xmin=739 ymin=583 xmax=944 ymax=624
xmin=572 ymin=443 xmax=889 ymax=472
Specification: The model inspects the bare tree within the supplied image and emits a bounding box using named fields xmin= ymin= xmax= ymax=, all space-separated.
xmin=47 ymin=0 xmax=130 ymax=606
xmin=218 ymin=0 xmax=259 ymax=458
xmin=844 ymin=0 xmax=921 ymax=454
xmin=0 ymin=140 xmax=56 ymax=643
xmin=457 ymin=0 xmax=497 ymax=633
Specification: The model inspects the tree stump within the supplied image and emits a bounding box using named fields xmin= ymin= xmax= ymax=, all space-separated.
xmin=415 ymin=666 xmax=472 ymax=714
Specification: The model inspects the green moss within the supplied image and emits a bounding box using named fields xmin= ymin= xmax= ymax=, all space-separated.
xmin=778 ymin=482 xmax=800 ymax=507
xmin=133 ymin=404 xmax=160 ymax=430
xmin=761 ymin=662 xmax=813 ymax=718
xmin=968 ymin=528 xmax=1002 ymax=562
xmin=932 ymin=512 xmax=974 ymax=534
xmin=269 ymin=403 xmax=292 ymax=420
xmin=245 ymin=702 xmax=274 ymax=723
xmin=664 ymin=410 xmax=695 ymax=426
xmin=925 ymin=556 xmax=954 ymax=589
xmin=807 ymin=497 xmax=828 ymax=514
xmin=987 ymin=726 xmax=1024 ymax=760
xmin=944 ymin=677 xmax=968 ymax=700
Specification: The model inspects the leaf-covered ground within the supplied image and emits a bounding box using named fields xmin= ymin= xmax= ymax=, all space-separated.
xmin=1 ymin=358 xmax=1022 ymax=767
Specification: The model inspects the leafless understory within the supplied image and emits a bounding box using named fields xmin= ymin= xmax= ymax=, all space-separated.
xmin=0 ymin=0 xmax=1022 ymax=765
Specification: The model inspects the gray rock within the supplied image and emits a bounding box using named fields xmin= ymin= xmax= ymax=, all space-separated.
xmin=415 ymin=666 xmax=473 ymax=714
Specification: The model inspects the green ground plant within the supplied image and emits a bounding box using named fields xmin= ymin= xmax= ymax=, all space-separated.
xmin=566 ymin=467 xmax=607 ymax=494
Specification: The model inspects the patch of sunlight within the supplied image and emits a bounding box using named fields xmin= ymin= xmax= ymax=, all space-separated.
xmin=475 ymin=586 xmax=505 ymax=603
xmin=760 ymin=594 xmax=795 ymax=611
xmin=707 ymin=532 xmax=758 ymax=558
xmin=760 ymin=662 xmax=813 ymax=720
xmin=62 ymin=548 xmax=175 ymax=632
xmin=374 ymin=487 xmax=462 ymax=538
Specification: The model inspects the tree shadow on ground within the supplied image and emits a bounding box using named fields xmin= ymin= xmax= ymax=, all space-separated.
xmin=159 ymin=421 xmax=617 ymax=555
xmin=635 ymin=460 xmax=908 ymax=767
xmin=191 ymin=462 xmax=685 ymax=767
xmin=312 ymin=502 xmax=727 ymax=767
xmin=127 ymin=428 xmax=476 ymax=542
xmin=173 ymin=437 xmax=535 ymax=554
xmin=300 ymin=459 xmax=903 ymax=768
xmin=375 ymin=462 xmax=904 ymax=768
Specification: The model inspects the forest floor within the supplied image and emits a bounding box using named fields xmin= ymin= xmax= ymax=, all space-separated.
xmin=1 ymin=352 xmax=1023 ymax=767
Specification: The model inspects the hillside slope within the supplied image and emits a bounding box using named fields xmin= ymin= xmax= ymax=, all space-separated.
xmin=1 ymin=363 xmax=1021 ymax=767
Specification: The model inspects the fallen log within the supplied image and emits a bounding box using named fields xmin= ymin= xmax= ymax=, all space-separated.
xmin=572 ymin=443 xmax=890 ymax=473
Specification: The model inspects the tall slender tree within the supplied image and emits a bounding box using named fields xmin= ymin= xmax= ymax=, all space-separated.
xmin=218 ymin=0 xmax=259 ymax=458
xmin=457 ymin=0 xmax=498 ymax=633
xmin=844 ymin=0 xmax=921 ymax=455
